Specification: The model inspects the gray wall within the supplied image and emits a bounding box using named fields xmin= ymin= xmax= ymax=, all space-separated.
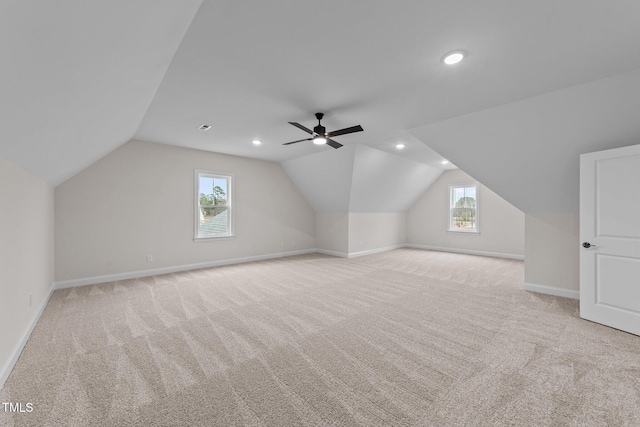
xmin=315 ymin=213 xmax=349 ymax=255
xmin=348 ymin=213 xmax=405 ymax=254
xmin=406 ymin=169 xmax=524 ymax=257
xmin=0 ymin=156 xmax=54 ymax=387
xmin=54 ymin=140 xmax=316 ymax=283
xmin=315 ymin=212 xmax=406 ymax=256
xmin=525 ymin=213 xmax=579 ymax=292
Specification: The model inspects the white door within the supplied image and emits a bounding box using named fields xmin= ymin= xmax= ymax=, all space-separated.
xmin=580 ymin=144 xmax=640 ymax=336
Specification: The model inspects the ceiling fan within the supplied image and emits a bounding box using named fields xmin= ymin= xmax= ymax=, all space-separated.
xmin=282 ymin=113 xmax=363 ymax=149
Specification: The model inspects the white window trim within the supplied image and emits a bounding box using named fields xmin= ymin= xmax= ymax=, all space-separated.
xmin=448 ymin=181 xmax=480 ymax=234
xmin=194 ymin=169 xmax=234 ymax=241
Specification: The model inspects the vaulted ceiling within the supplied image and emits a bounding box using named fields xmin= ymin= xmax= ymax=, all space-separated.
xmin=411 ymin=69 xmax=640 ymax=213
xmin=0 ymin=0 xmax=202 ymax=184
xmin=281 ymin=145 xmax=442 ymax=213
xmin=2 ymin=1 xmax=640 ymax=214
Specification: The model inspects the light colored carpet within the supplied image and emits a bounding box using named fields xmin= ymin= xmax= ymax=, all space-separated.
xmin=1 ymin=249 xmax=640 ymax=426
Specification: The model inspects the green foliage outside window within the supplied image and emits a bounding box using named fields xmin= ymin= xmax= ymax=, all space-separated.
xmin=200 ymin=186 xmax=227 ymax=217
xmin=453 ymin=196 xmax=476 ymax=223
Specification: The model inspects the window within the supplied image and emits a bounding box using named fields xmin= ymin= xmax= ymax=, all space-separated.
xmin=449 ymin=183 xmax=478 ymax=233
xmin=195 ymin=170 xmax=232 ymax=240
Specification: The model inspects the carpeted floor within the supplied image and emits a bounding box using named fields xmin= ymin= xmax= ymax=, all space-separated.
xmin=1 ymin=249 xmax=639 ymax=426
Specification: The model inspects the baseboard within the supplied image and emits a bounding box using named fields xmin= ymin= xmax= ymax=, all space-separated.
xmin=523 ymin=282 xmax=580 ymax=300
xmin=55 ymin=249 xmax=317 ymax=289
xmin=55 ymin=244 xmax=526 ymax=289
xmin=59 ymin=246 xmax=411 ymax=288
xmin=404 ymin=244 xmax=524 ymax=260
xmin=0 ymin=282 xmax=55 ymax=390
xmin=347 ymin=244 xmax=406 ymax=258
xmin=315 ymin=249 xmax=349 ymax=258
xmin=315 ymin=245 xmax=405 ymax=259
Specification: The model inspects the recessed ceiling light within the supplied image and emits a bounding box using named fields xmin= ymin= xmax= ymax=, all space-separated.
xmin=441 ymin=160 xmax=449 ymax=164
xmin=199 ymin=124 xmax=211 ymax=131
xmin=252 ymin=139 xmax=262 ymax=145
xmin=396 ymin=143 xmax=405 ymax=149
xmin=442 ymin=51 xmax=465 ymax=65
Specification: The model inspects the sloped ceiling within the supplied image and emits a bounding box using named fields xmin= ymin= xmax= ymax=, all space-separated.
xmin=134 ymin=1 xmax=640 ymax=172
xmin=410 ymin=68 xmax=640 ymax=214
xmin=281 ymin=145 xmax=442 ymax=213
xmin=349 ymin=145 xmax=442 ymax=213
xmin=3 ymin=0 xmax=640 ymax=220
xmin=280 ymin=146 xmax=356 ymax=213
xmin=0 ymin=0 xmax=201 ymax=185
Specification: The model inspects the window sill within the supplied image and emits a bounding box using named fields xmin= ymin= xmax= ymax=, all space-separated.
xmin=194 ymin=235 xmax=235 ymax=242
xmin=447 ymin=230 xmax=480 ymax=235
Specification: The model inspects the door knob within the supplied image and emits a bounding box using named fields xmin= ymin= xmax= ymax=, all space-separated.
xmin=582 ymin=242 xmax=595 ymax=248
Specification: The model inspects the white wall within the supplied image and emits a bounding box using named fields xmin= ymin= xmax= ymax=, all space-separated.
xmin=406 ymin=169 xmax=524 ymax=258
xmin=54 ymin=140 xmax=316 ymax=283
xmin=315 ymin=213 xmax=349 ymax=255
xmin=348 ymin=213 xmax=405 ymax=254
xmin=524 ymin=213 xmax=579 ymax=293
xmin=315 ymin=213 xmax=406 ymax=257
xmin=0 ymin=156 xmax=54 ymax=388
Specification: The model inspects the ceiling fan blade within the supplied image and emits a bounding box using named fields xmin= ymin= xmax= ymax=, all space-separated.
xmin=288 ymin=122 xmax=314 ymax=135
xmin=326 ymin=139 xmax=343 ymax=149
xmin=326 ymin=125 xmax=363 ymax=138
xmin=282 ymin=138 xmax=313 ymax=145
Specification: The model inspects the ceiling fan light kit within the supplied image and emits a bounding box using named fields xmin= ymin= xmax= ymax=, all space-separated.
xmin=282 ymin=112 xmax=363 ymax=149
xmin=442 ymin=50 xmax=465 ymax=65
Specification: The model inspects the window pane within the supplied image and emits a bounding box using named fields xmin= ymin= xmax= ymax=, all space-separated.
xmin=196 ymin=172 xmax=231 ymax=239
xmin=199 ymin=176 xmax=214 ymax=206
xmin=452 ymin=186 xmax=476 ymax=208
xmin=451 ymin=207 xmax=476 ymax=231
xmin=213 ymin=178 xmax=228 ymax=205
xmin=450 ymin=185 xmax=477 ymax=232
xmin=199 ymin=206 xmax=228 ymax=236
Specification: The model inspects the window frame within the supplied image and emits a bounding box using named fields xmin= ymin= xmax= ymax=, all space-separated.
xmin=448 ymin=182 xmax=480 ymax=234
xmin=194 ymin=170 xmax=234 ymax=241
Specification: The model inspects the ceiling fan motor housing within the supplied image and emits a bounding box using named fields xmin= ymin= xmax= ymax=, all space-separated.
xmin=314 ymin=113 xmax=325 ymax=136
xmin=282 ymin=112 xmax=362 ymax=149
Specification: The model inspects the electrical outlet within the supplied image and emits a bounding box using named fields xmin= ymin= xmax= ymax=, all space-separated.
xmin=291 ymin=240 xmax=296 ymax=247
xmin=360 ymin=241 xmax=364 ymax=247
xmin=281 ymin=241 xmax=285 ymax=247
xmin=147 ymin=255 xmax=153 ymax=262
xmin=29 ymin=294 xmax=32 ymax=307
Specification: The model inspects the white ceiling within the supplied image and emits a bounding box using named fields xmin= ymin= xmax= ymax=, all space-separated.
xmin=411 ymin=68 xmax=640 ymax=213
xmin=349 ymin=145 xmax=442 ymax=213
xmin=135 ymin=0 xmax=640 ymax=170
xmin=281 ymin=144 xmax=442 ymax=213
xmin=281 ymin=146 xmax=357 ymax=213
xmin=0 ymin=0 xmax=202 ymax=184
xmin=2 ymin=1 xmax=640 ymax=214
